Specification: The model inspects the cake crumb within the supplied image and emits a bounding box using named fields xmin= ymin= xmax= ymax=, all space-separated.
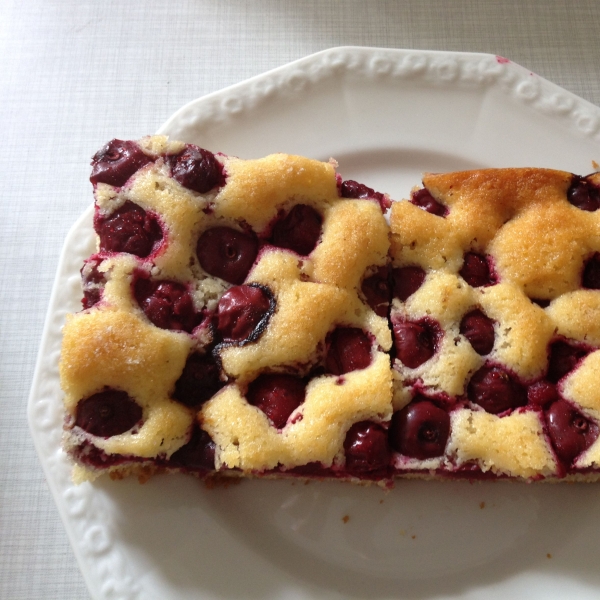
xmin=342 ymin=515 xmax=350 ymax=523
xmin=592 ymin=160 xmax=599 ymax=170
xmin=400 ymin=529 xmax=406 ymax=536
xmin=379 ymin=499 xmax=384 ymax=504
xmin=411 ymin=535 xmax=417 ymax=540
xmin=547 ymin=553 xmax=552 ymax=559
xmin=479 ymin=501 xmax=485 ymax=509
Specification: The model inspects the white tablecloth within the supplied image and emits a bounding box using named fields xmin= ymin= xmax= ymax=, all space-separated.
xmin=2 ymin=1 xmax=600 ymax=598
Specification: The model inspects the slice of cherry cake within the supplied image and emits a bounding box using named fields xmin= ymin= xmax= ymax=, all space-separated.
xmin=389 ymin=168 xmax=600 ymax=481
xmin=60 ymin=136 xmax=393 ymax=483
xmin=60 ymin=136 xmax=600 ymax=485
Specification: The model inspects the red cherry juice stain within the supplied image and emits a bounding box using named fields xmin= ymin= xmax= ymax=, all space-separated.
xmin=496 ymin=56 xmax=510 ymax=64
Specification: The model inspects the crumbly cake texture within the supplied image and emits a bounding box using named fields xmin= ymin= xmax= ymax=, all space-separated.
xmin=60 ymin=136 xmax=600 ymax=485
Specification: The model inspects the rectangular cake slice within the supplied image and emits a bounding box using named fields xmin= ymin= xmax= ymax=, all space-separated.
xmin=60 ymin=136 xmax=600 ymax=484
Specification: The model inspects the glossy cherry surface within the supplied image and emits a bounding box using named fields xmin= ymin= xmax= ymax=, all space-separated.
xmin=134 ymin=279 xmax=201 ymax=332
xmin=197 ymin=227 xmax=258 ymax=284
xmin=389 ymin=400 xmax=450 ymax=459
xmin=90 ymin=139 xmax=152 ymax=187
xmin=76 ymin=390 xmax=142 ymax=437
xmin=460 ymin=309 xmax=495 ymax=355
xmin=459 ymin=252 xmax=496 ymax=287
xmin=467 ymin=366 xmax=527 ymax=414
xmin=361 ymin=267 xmax=391 ymax=317
xmin=527 ymin=380 xmax=559 ymax=408
xmin=169 ymin=145 xmax=224 ymax=193
xmin=546 ymin=400 xmax=598 ymax=465
xmin=169 ymin=426 xmax=216 ymax=471
xmin=340 ymin=180 xmax=390 ymax=211
xmin=216 ymin=284 xmax=271 ymax=342
xmin=392 ymin=319 xmax=436 ymax=368
xmin=392 ymin=266 xmax=426 ymax=302
xmin=96 ymin=201 xmax=162 ymax=258
xmin=567 ymin=175 xmax=600 ymax=212
xmin=325 ymin=327 xmax=372 ymax=375
xmin=270 ymin=204 xmax=322 ymax=256
xmin=343 ymin=421 xmax=391 ymax=471
xmin=411 ymin=188 xmax=447 ymax=216
xmin=246 ymin=373 xmax=306 ymax=429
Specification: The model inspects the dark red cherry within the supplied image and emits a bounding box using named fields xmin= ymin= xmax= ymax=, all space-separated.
xmin=325 ymin=327 xmax=372 ymax=375
xmin=392 ymin=319 xmax=437 ymax=368
xmin=340 ymin=180 xmax=391 ymax=211
xmin=547 ymin=341 xmax=587 ymax=384
xmin=134 ymin=279 xmax=201 ymax=332
xmin=76 ymin=389 xmax=143 ymax=437
xmin=343 ymin=421 xmax=391 ymax=471
xmin=527 ymin=380 xmax=559 ymax=408
xmin=271 ymin=204 xmax=322 ymax=256
xmin=411 ymin=188 xmax=447 ymax=216
xmin=90 ymin=139 xmax=152 ymax=187
xmin=459 ymin=252 xmax=496 ymax=287
xmin=173 ymin=353 xmax=224 ymax=407
xmin=546 ymin=400 xmax=599 ymax=465
xmin=216 ymin=285 xmax=272 ymax=342
xmin=82 ymin=289 xmax=102 ymax=310
xmin=246 ymin=373 xmax=306 ymax=429
xmin=361 ymin=267 xmax=391 ymax=317
xmin=95 ymin=201 xmax=162 ymax=258
xmin=389 ymin=400 xmax=450 ymax=459
xmin=169 ymin=426 xmax=216 ymax=471
xmin=392 ymin=266 xmax=426 ymax=301
xmin=460 ymin=310 xmax=495 ymax=355
xmin=80 ymin=257 xmax=105 ymax=309
xmin=467 ymin=366 xmax=527 ymax=414
xmin=583 ymin=253 xmax=600 ymax=289
xmin=567 ymin=175 xmax=600 ymax=212
xmin=169 ymin=145 xmax=224 ymax=193
xmin=197 ymin=227 xmax=258 ymax=285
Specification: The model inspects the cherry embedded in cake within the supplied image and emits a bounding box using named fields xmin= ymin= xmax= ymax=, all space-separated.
xmin=168 ymin=145 xmax=224 ymax=193
xmin=197 ymin=227 xmax=258 ymax=285
xmin=389 ymin=399 xmax=450 ymax=460
xmin=392 ymin=266 xmax=426 ymax=302
xmin=392 ymin=318 xmax=438 ymax=369
xmin=343 ymin=421 xmax=391 ymax=473
xmin=246 ymin=373 xmax=306 ymax=429
xmin=361 ymin=267 xmax=392 ymax=317
xmin=173 ymin=352 xmax=225 ymax=407
xmin=467 ymin=366 xmax=527 ymax=414
xmin=75 ymin=390 xmax=143 ymax=437
xmin=325 ymin=327 xmax=373 ymax=375
xmin=410 ymin=188 xmax=448 ymax=217
xmin=90 ymin=139 xmax=153 ymax=187
xmin=270 ymin=204 xmax=322 ymax=256
xmin=216 ymin=284 xmax=273 ymax=342
xmin=95 ymin=201 xmax=163 ymax=258
xmin=60 ymin=138 xmax=600 ymax=485
xmin=459 ymin=252 xmax=497 ymax=287
xmin=459 ymin=309 xmax=495 ymax=355
xmin=134 ymin=277 xmax=202 ymax=333
xmin=567 ymin=175 xmax=600 ymax=212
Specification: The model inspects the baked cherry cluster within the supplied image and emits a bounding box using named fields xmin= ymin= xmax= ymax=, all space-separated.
xmin=77 ymin=140 xmax=392 ymax=473
xmin=76 ymin=148 xmax=600 ymax=479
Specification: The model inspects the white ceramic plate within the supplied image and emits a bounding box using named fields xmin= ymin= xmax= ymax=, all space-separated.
xmin=29 ymin=48 xmax=600 ymax=600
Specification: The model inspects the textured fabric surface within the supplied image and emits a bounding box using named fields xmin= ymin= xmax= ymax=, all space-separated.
xmin=2 ymin=0 xmax=599 ymax=598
